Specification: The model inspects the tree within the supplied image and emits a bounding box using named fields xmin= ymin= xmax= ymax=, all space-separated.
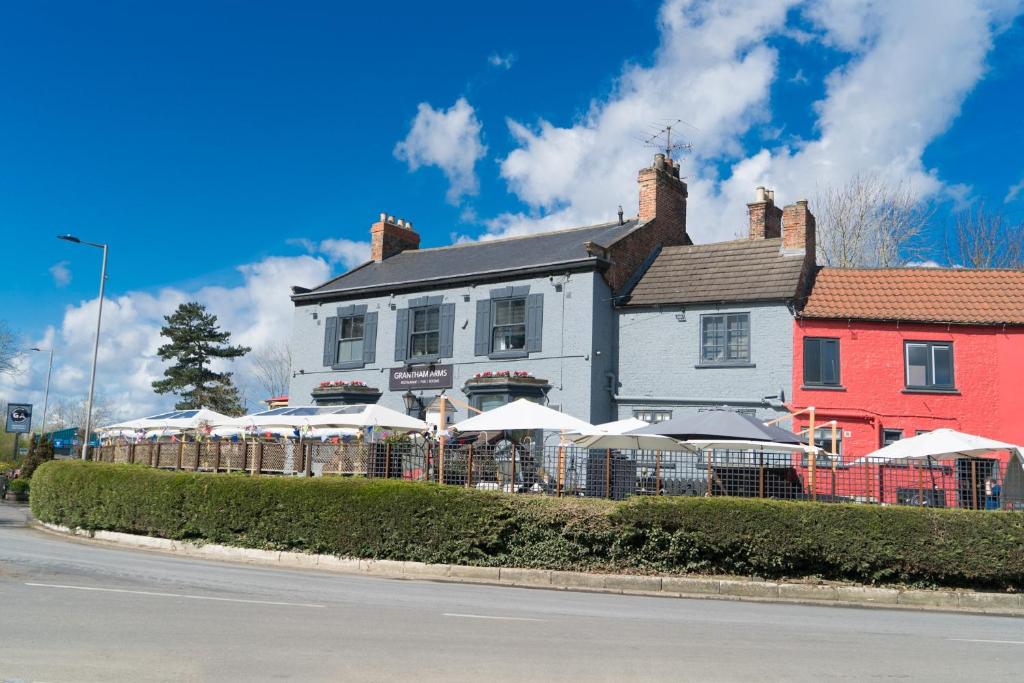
xmin=152 ymin=302 xmax=250 ymax=415
xmin=251 ymin=341 xmax=292 ymax=401
xmin=0 ymin=320 xmax=21 ymax=376
xmin=815 ymin=173 xmax=933 ymax=267
xmin=20 ymin=433 xmax=54 ymax=478
xmin=49 ymin=396 xmax=112 ymax=433
xmin=945 ymin=204 xmax=1024 ymax=269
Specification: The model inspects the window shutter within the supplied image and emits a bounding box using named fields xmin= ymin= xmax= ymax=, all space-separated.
xmin=474 ymin=300 xmax=491 ymax=356
xmin=394 ymin=309 xmax=410 ymax=362
xmin=323 ymin=316 xmax=338 ymax=367
xmin=362 ymin=312 xmax=378 ymax=365
xmin=439 ymin=303 xmax=456 ymax=358
xmin=526 ymin=293 xmax=543 ymax=353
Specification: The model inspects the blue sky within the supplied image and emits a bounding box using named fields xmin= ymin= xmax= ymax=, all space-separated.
xmin=2 ymin=0 xmax=1022 ymax=418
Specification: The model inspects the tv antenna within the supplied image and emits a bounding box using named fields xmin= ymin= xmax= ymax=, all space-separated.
xmin=643 ymin=119 xmax=694 ymax=163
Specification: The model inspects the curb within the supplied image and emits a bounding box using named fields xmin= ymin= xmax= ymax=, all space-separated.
xmin=33 ymin=521 xmax=1023 ymax=617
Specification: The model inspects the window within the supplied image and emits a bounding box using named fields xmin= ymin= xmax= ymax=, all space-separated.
xmin=700 ymin=313 xmax=750 ymax=364
xmin=803 ymin=338 xmax=840 ymax=386
xmin=474 ymin=289 xmax=543 ymax=358
xmin=802 ymin=426 xmax=841 ymax=467
xmin=337 ymin=315 xmax=364 ymax=363
xmin=881 ymin=429 xmax=903 ymax=447
xmin=323 ymin=305 xmax=377 ymax=369
xmin=491 ymin=298 xmax=527 ymax=353
xmin=409 ymin=306 xmax=440 ymax=359
xmin=633 ymin=409 xmax=672 ymax=423
xmin=904 ymin=341 xmax=954 ymax=390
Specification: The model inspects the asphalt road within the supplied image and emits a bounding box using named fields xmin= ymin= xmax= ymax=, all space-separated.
xmin=0 ymin=503 xmax=1021 ymax=682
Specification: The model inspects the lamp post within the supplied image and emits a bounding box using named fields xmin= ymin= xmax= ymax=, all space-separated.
xmin=28 ymin=346 xmax=54 ymax=435
xmin=58 ymin=234 xmax=108 ymax=460
xmin=402 ymin=390 xmax=423 ymax=419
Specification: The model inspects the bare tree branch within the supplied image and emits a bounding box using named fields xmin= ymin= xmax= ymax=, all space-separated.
xmin=945 ymin=203 xmax=1024 ymax=269
xmin=0 ymin=321 xmax=22 ymax=377
xmin=815 ymin=173 xmax=933 ymax=267
xmin=250 ymin=341 xmax=292 ymax=401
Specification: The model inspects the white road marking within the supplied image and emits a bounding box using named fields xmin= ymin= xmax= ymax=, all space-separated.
xmin=443 ymin=612 xmax=545 ymax=622
xmin=25 ymin=582 xmax=325 ymax=608
xmin=949 ymin=639 xmax=1024 ymax=645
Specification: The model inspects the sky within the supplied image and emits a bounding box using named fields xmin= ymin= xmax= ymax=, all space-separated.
xmin=1 ymin=0 xmax=1023 ymax=421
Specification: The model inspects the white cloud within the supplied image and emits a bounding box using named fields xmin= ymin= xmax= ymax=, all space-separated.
xmin=394 ymin=97 xmax=487 ymax=204
xmin=788 ymin=68 xmax=809 ymax=84
xmin=905 ymin=259 xmax=943 ymax=268
xmin=49 ymin=260 xmax=71 ymax=287
xmin=1005 ymin=177 xmax=1024 ymax=203
xmin=480 ymin=0 xmax=1022 ymax=244
xmin=0 ymin=254 xmax=333 ymax=421
xmin=317 ymin=239 xmax=371 ymax=269
xmin=488 ymin=52 xmax=517 ymax=70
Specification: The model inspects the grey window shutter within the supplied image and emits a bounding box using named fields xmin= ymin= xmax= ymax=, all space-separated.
xmin=474 ymin=300 xmax=491 ymax=356
xmin=323 ymin=316 xmax=339 ymax=367
xmin=526 ymin=293 xmax=543 ymax=353
xmin=362 ymin=311 xmax=378 ymax=365
xmin=394 ymin=309 xmax=410 ymax=362
xmin=439 ymin=303 xmax=455 ymax=359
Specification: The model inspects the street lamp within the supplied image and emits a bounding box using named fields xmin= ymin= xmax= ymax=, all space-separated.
xmin=28 ymin=346 xmax=54 ymax=435
xmin=58 ymin=234 xmax=108 ymax=460
xmin=402 ymin=390 xmax=423 ymax=419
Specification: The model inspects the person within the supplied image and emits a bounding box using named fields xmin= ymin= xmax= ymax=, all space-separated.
xmin=985 ymin=477 xmax=1002 ymax=510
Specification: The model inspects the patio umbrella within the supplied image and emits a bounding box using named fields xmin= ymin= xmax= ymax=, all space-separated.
xmin=631 ymin=409 xmax=804 ymax=445
xmin=568 ymin=417 xmax=694 ymax=451
xmin=306 ymin=404 xmax=427 ymax=432
xmin=851 ymin=428 xmax=1022 ymax=464
xmin=451 ymin=399 xmax=595 ymax=433
xmin=684 ymin=439 xmax=819 ymax=453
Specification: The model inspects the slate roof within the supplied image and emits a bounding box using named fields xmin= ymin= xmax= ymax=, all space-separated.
xmin=623 ymin=238 xmax=807 ymax=306
xmin=801 ymin=267 xmax=1024 ymax=325
xmin=295 ymin=219 xmax=639 ymax=301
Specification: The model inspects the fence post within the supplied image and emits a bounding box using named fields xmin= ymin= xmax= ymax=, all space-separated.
xmin=758 ymin=450 xmax=765 ymax=498
xmin=254 ymin=442 xmax=263 ymax=476
xmin=304 ymin=443 xmax=312 ymax=478
xmin=176 ymin=442 xmax=183 ymax=470
xmin=467 ymin=445 xmax=474 ymax=489
xmin=706 ymin=449 xmax=713 ymax=497
xmin=917 ymin=459 xmax=924 ymax=507
xmin=557 ymin=445 xmax=565 ymax=497
xmin=510 ymin=445 xmax=517 ymax=493
xmin=214 ymin=441 xmax=221 ymax=473
xmin=971 ymin=459 xmax=978 ymax=510
xmin=655 ymin=451 xmax=661 ymax=496
xmin=605 ymin=448 xmax=611 ymax=500
xmin=384 ymin=443 xmax=391 ymax=479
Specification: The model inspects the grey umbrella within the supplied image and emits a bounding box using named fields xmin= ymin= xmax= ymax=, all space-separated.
xmin=631 ymin=409 xmax=803 ymax=444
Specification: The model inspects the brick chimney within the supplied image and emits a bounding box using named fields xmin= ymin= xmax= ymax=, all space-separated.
xmin=370 ymin=213 xmax=420 ymax=262
xmin=637 ymin=153 xmax=687 ymax=235
xmin=782 ymin=200 xmax=816 ymax=261
xmin=747 ymin=186 xmax=782 ymax=239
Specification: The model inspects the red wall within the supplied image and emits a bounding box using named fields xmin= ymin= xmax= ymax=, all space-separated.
xmin=791 ymin=319 xmax=1024 ymax=460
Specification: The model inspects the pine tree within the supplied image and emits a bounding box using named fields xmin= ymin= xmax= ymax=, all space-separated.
xmin=152 ymin=302 xmax=251 ymax=415
xmin=21 ymin=435 xmax=54 ymax=479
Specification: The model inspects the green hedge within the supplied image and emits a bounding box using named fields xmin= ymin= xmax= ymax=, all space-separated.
xmin=31 ymin=460 xmax=1024 ymax=589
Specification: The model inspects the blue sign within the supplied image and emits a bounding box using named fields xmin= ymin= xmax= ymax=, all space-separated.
xmin=5 ymin=403 xmax=32 ymax=434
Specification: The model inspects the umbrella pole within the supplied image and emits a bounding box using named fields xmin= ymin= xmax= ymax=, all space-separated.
xmin=917 ymin=458 xmax=924 ymax=506
xmin=557 ymin=441 xmax=565 ymax=497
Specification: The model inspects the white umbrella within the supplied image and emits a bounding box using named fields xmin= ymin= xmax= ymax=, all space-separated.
xmin=306 ymin=404 xmax=427 ymax=432
xmin=569 ymin=417 xmax=694 ymax=451
xmin=851 ymin=428 xmax=1020 ymax=464
xmin=685 ymin=439 xmax=821 ymax=454
xmin=451 ymin=399 xmax=595 ymax=433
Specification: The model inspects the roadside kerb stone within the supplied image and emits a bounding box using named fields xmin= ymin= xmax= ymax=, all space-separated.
xmin=400 ymin=562 xmax=451 ymax=580
xmin=778 ymin=584 xmax=840 ymax=602
xmin=834 ymin=586 xmax=899 ymax=605
xmin=958 ymin=592 xmax=1022 ymax=612
xmin=278 ymin=550 xmax=320 ymax=569
xmin=604 ymin=575 xmax=663 ymax=593
xmin=897 ymin=590 xmax=960 ymax=609
xmin=720 ymin=580 xmax=780 ymax=599
xmin=316 ymin=555 xmax=361 ymax=574
xmin=448 ymin=564 xmax=501 ymax=581
xmin=499 ymin=567 xmax=552 ymax=586
xmin=359 ymin=559 xmax=406 ymax=576
xmin=550 ymin=571 xmax=607 ymax=590
xmin=661 ymin=577 xmax=722 ymax=596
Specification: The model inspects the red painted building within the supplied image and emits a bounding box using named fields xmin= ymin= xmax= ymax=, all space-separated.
xmin=789 ymin=268 xmax=1024 ymax=507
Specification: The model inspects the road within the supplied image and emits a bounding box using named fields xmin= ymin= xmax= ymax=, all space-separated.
xmin=0 ymin=503 xmax=1020 ymax=682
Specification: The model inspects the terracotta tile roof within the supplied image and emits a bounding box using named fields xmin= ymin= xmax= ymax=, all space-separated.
xmin=623 ymin=238 xmax=808 ymax=306
xmin=801 ymin=268 xmax=1024 ymax=325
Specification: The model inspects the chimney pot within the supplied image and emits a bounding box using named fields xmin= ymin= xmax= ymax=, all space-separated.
xmin=755 ymin=186 xmax=766 ymax=202
xmin=388 ymin=215 xmax=396 ymax=224
xmin=379 ymin=212 xmax=387 ymax=222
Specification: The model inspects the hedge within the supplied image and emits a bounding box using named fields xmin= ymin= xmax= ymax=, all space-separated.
xmin=31 ymin=460 xmax=1024 ymax=589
